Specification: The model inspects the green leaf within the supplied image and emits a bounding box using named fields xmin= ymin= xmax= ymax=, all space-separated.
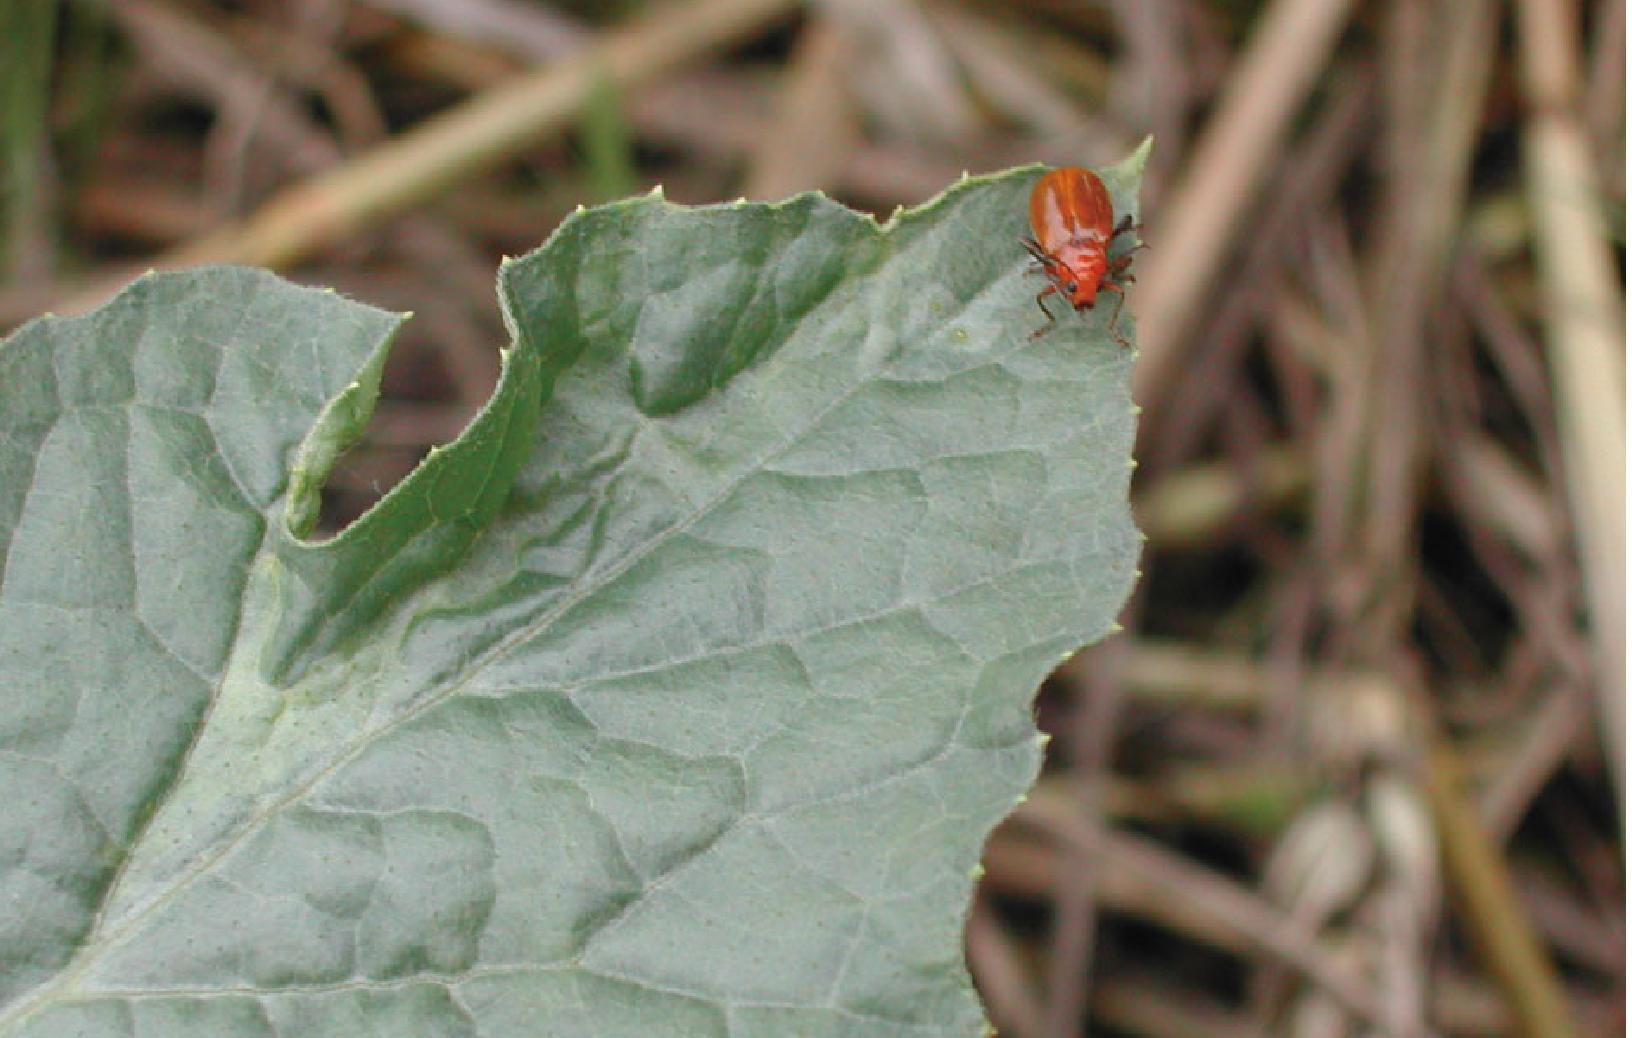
xmin=0 ymin=148 xmax=1145 ymax=1037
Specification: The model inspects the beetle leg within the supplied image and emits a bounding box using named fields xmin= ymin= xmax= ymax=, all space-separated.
xmin=1100 ymin=282 xmax=1129 ymax=348
xmin=1030 ymin=284 xmax=1059 ymax=339
xmin=1023 ymin=238 xmax=1069 ymax=286
xmin=1109 ymin=217 xmax=1148 ymax=266
xmin=1035 ymin=283 xmax=1058 ymax=314
xmin=1104 ymin=282 xmax=1125 ymax=326
xmin=1111 ymin=216 xmax=1146 ymax=243
xmin=1034 ymin=283 xmax=1058 ymax=318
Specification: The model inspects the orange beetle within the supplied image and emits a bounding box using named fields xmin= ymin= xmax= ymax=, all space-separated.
xmin=1023 ymin=167 xmax=1140 ymax=344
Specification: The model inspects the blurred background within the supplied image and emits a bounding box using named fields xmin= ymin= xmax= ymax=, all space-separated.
xmin=0 ymin=0 xmax=1622 ymax=1035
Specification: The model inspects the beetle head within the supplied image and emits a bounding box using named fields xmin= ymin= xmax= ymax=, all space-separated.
xmin=1065 ymin=253 xmax=1106 ymax=309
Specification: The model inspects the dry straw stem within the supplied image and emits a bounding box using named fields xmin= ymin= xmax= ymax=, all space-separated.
xmin=983 ymin=824 xmax=1248 ymax=955
xmin=1425 ymin=743 xmax=1580 ymax=1038
xmin=1582 ymin=0 xmax=1624 ymax=175
xmin=924 ymin=3 xmax=1088 ymax=144
xmin=364 ymin=0 xmax=588 ymax=59
xmin=1130 ymin=0 xmax=1357 ymax=413
xmin=1476 ymin=685 xmax=1592 ymax=838
xmin=1088 ymin=976 xmax=1261 ymax=1038
xmin=1133 ymin=442 xmax=1307 ymax=550
xmin=1150 ymin=65 xmax=1374 ymax=469
xmin=1443 ymin=435 xmax=1563 ymax=564
xmin=1115 ymin=643 xmax=1590 ymax=837
xmin=62 ymin=0 xmax=799 ymax=314
xmin=1028 ymin=768 xmax=1303 ymax=831
xmin=740 ymin=16 xmax=861 ymax=201
xmin=1358 ymin=0 xmax=1498 ymax=645
xmin=965 ymin=896 xmax=1044 ymax=1038
xmin=1106 ymin=642 xmax=1584 ymax=1038
xmin=1511 ymin=0 xmax=1626 ymax=804
xmin=1069 ymin=637 xmax=1279 ymax=712
xmin=108 ymin=0 xmax=340 ymax=175
xmin=1014 ymin=794 xmax=1439 ymax=1038
xmin=1040 ymin=650 xmax=1125 ymax=1035
xmin=981 ymin=824 xmax=1573 ymax=1037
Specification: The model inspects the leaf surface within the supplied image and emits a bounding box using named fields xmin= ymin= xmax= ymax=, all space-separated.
xmin=0 ymin=150 xmax=1145 ymax=1037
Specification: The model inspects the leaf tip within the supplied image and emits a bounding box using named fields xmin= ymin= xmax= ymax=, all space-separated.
xmin=1098 ymin=137 xmax=1154 ymax=203
xmin=1112 ymin=136 xmax=1155 ymax=181
xmin=969 ymin=863 xmax=985 ymax=880
xmin=1132 ymin=134 xmax=1155 ymax=165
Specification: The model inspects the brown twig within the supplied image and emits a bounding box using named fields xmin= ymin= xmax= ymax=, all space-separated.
xmin=110 ymin=0 xmax=341 ymax=178
xmin=1477 ymin=685 xmax=1594 ymax=838
xmin=1511 ymin=0 xmax=1627 ymax=804
xmin=1293 ymin=214 xmax=1374 ymax=650
xmin=57 ymin=0 xmax=800 ymax=314
xmin=1357 ymin=0 xmax=1498 ymax=653
xmin=966 ymin=894 xmax=1045 ymax=1038
xmin=1582 ymin=0 xmax=1625 ymax=198
xmin=1091 ymin=974 xmax=1264 ymax=1038
xmin=387 ymin=218 xmax=504 ymax=409
xmin=926 ymin=2 xmax=1091 ymax=145
xmin=1130 ymin=0 xmax=1359 ymax=413
xmin=1425 ymin=741 xmax=1582 ymax=1038
xmin=1133 ymin=442 xmax=1308 ymax=551
xmin=1513 ymin=868 xmax=1626 ymax=977
xmin=1016 ymin=792 xmax=1441 ymax=1037
xmin=741 ymin=16 xmax=861 ymax=200
xmin=1100 ymin=638 xmax=1269 ymax=712
xmin=983 ymin=825 xmax=1603 ymax=1036
xmin=1038 ymin=641 xmax=1126 ymax=1037
xmin=1149 ymin=64 xmax=1376 ymax=473
xmin=224 ymin=9 xmax=391 ymax=150
xmin=365 ymin=0 xmax=588 ymax=60
xmin=1104 ymin=0 xmax=1190 ymax=190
